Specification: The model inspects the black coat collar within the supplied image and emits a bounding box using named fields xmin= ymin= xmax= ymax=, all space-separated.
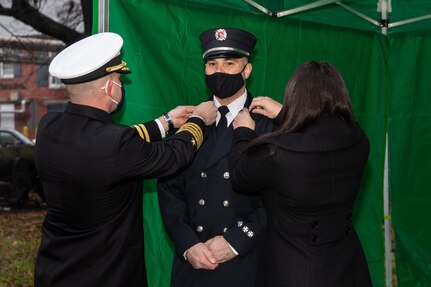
xmin=65 ymin=102 xmax=113 ymax=123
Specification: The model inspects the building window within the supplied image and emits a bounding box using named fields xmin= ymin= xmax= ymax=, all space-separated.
xmin=47 ymin=52 xmax=63 ymax=88
xmin=0 ymin=62 xmax=14 ymax=79
xmin=49 ymin=75 xmax=63 ymax=89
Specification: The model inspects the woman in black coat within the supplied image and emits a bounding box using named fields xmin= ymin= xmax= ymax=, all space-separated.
xmin=228 ymin=61 xmax=373 ymax=287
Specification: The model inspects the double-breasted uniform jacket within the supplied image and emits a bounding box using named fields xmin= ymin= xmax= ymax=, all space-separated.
xmin=34 ymin=102 xmax=206 ymax=287
xmin=157 ymin=93 xmax=274 ymax=287
xmin=229 ymin=113 xmax=373 ymax=287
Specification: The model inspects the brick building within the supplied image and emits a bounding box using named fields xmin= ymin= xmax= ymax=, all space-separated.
xmin=0 ymin=35 xmax=68 ymax=140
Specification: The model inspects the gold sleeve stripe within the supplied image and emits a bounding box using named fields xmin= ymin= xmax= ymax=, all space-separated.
xmin=132 ymin=124 xmax=151 ymax=142
xmin=180 ymin=123 xmax=202 ymax=141
xmin=138 ymin=124 xmax=151 ymax=142
xmin=176 ymin=122 xmax=204 ymax=149
xmin=187 ymin=124 xmax=203 ymax=142
xmin=132 ymin=125 xmax=145 ymax=140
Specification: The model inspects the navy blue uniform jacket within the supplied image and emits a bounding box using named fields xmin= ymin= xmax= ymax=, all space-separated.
xmin=158 ymin=93 xmax=274 ymax=287
xmin=34 ymin=102 xmax=206 ymax=287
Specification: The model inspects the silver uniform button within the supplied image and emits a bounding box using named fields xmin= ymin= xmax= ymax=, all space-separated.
xmin=223 ymin=200 xmax=229 ymax=207
xmin=196 ymin=225 xmax=203 ymax=232
xmin=223 ymin=172 xmax=230 ymax=179
xmin=223 ymin=227 xmax=228 ymax=233
xmin=201 ymin=172 xmax=207 ymax=178
xmin=198 ymin=199 xmax=205 ymax=206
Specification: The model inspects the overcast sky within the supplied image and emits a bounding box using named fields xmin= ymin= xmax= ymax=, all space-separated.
xmin=0 ymin=15 xmax=39 ymax=35
xmin=0 ymin=0 xmax=82 ymax=36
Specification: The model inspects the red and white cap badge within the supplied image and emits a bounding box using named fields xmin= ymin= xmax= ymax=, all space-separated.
xmin=215 ymin=29 xmax=227 ymax=41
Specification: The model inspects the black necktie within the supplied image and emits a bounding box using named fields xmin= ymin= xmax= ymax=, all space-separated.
xmin=217 ymin=106 xmax=229 ymax=138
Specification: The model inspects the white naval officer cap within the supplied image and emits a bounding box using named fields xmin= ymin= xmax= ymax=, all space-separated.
xmin=49 ymin=32 xmax=131 ymax=85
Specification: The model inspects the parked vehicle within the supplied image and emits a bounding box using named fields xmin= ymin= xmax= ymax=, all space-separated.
xmin=0 ymin=127 xmax=44 ymax=207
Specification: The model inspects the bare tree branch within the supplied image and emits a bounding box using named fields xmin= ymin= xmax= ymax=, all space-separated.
xmin=81 ymin=0 xmax=92 ymax=35
xmin=0 ymin=0 xmax=92 ymax=45
xmin=11 ymin=0 xmax=82 ymax=44
xmin=0 ymin=4 xmax=14 ymax=16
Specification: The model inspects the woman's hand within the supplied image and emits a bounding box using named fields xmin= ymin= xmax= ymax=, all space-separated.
xmin=249 ymin=96 xmax=282 ymax=119
xmin=232 ymin=108 xmax=255 ymax=130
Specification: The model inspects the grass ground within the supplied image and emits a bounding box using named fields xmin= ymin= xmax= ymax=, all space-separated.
xmin=0 ymin=205 xmax=45 ymax=287
xmin=0 ymin=200 xmax=398 ymax=287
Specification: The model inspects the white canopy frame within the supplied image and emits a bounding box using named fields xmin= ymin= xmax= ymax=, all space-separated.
xmin=98 ymin=0 xmax=109 ymax=33
xmin=244 ymin=0 xmax=431 ymax=36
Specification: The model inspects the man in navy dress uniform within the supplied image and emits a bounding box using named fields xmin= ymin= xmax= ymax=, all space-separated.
xmin=158 ymin=28 xmax=274 ymax=287
xmin=33 ymin=32 xmax=217 ymax=287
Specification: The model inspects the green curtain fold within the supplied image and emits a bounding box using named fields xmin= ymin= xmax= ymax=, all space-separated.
xmin=389 ymin=34 xmax=431 ymax=287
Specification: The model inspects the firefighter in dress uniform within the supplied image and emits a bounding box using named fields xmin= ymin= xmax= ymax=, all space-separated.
xmin=158 ymin=28 xmax=274 ymax=287
xmin=33 ymin=32 xmax=217 ymax=287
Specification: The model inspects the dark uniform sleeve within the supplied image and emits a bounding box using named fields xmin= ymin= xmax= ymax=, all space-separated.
xmin=223 ymin=196 xmax=267 ymax=256
xmin=116 ymin=117 xmax=206 ymax=179
xmin=212 ymin=126 xmax=272 ymax=255
xmin=158 ymin=173 xmax=201 ymax=258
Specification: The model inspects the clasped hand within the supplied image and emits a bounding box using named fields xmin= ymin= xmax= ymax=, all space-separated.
xmin=185 ymin=236 xmax=236 ymax=270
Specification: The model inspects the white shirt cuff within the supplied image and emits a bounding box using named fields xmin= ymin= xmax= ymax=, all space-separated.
xmin=155 ymin=118 xmax=166 ymax=138
xmin=228 ymin=243 xmax=239 ymax=255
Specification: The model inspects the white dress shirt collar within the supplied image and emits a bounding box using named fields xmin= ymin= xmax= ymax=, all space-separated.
xmin=213 ymin=90 xmax=248 ymax=127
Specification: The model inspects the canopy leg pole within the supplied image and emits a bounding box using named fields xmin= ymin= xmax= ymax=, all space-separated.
xmin=98 ymin=0 xmax=110 ymax=33
xmin=383 ymin=132 xmax=393 ymax=287
xmin=378 ymin=0 xmax=390 ymax=35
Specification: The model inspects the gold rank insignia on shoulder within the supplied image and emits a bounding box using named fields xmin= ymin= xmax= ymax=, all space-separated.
xmin=132 ymin=124 xmax=151 ymax=142
xmin=176 ymin=122 xmax=203 ymax=149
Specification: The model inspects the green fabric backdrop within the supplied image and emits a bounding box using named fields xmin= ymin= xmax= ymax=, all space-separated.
xmin=91 ymin=0 xmax=431 ymax=286
xmin=389 ymin=33 xmax=431 ymax=287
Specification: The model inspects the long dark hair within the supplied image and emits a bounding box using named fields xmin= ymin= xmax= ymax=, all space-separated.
xmin=249 ymin=61 xmax=353 ymax=149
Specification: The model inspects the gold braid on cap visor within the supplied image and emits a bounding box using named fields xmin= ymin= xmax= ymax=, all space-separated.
xmin=106 ymin=61 xmax=130 ymax=73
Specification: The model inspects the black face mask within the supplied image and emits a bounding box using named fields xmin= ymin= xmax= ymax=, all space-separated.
xmin=205 ymin=65 xmax=247 ymax=99
xmin=111 ymin=80 xmax=126 ymax=114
